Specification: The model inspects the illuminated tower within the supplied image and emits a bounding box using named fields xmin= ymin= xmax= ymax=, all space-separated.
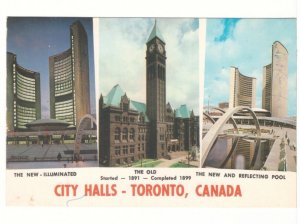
xmin=7 ymin=52 xmax=41 ymax=131
xmin=49 ymin=20 xmax=90 ymax=127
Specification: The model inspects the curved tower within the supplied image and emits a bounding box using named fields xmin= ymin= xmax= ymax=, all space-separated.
xmin=7 ymin=52 xmax=41 ymax=131
xmin=49 ymin=20 xmax=90 ymax=127
xmin=262 ymin=41 xmax=288 ymax=117
xmin=229 ymin=67 xmax=256 ymax=108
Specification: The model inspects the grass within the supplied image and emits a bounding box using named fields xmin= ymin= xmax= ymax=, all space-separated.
xmin=132 ymin=159 xmax=162 ymax=167
xmin=169 ymin=162 xmax=195 ymax=168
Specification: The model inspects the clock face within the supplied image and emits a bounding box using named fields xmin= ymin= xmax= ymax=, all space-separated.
xmin=149 ymin=44 xmax=155 ymax=53
xmin=158 ymin=44 xmax=164 ymax=54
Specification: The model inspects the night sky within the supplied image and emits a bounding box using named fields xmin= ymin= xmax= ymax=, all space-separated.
xmin=7 ymin=17 xmax=96 ymax=118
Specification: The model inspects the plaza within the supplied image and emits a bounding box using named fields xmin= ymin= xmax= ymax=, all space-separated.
xmin=202 ymin=107 xmax=296 ymax=171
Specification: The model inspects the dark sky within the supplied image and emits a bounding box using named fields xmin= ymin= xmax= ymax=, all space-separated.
xmin=7 ymin=17 xmax=96 ymax=118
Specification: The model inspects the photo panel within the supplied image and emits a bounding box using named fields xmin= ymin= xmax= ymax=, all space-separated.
xmin=201 ymin=19 xmax=297 ymax=172
xmin=97 ymin=18 xmax=201 ymax=168
xmin=6 ymin=17 xmax=97 ymax=169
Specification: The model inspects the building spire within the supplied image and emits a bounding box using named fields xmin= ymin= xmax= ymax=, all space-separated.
xmin=147 ymin=18 xmax=165 ymax=44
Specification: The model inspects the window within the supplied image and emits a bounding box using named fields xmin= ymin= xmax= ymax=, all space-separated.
xmin=114 ymin=128 xmax=121 ymax=141
xmin=122 ymin=145 xmax=128 ymax=154
xmin=122 ymin=128 xmax=128 ymax=141
xmin=129 ymin=128 xmax=135 ymax=141
xmin=122 ymin=102 xmax=129 ymax=111
xmin=114 ymin=146 xmax=121 ymax=156
xmin=130 ymin=145 xmax=135 ymax=154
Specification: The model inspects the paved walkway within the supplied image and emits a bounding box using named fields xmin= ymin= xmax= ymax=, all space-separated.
xmin=158 ymin=151 xmax=199 ymax=167
xmin=258 ymin=127 xmax=296 ymax=171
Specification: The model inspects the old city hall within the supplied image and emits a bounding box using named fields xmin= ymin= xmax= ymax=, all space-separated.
xmin=98 ymin=21 xmax=199 ymax=166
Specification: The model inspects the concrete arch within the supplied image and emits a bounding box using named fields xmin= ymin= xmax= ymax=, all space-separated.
xmin=219 ymin=137 xmax=239 ymax=168
xmin=204 ymin=106 xmax=239 ymax=132
xmin=201 ymin=106 xmax=261 ymax=167
xmin=74 ymin=114 xmax=97 ymax=160
xmin=203 ymin=112 xmax=215 ymax=124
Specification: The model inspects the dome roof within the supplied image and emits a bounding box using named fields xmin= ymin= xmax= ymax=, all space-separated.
xmin=26 ymin=119 xmax=70 ymax=131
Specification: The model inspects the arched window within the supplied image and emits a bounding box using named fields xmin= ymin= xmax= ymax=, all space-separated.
xmin=122 ymin=128 xmax=128 ymax=141
xmin=129 ymin=128 xmax=135 ymax=141
xmin=114 ymin=127 xmax=121 ymax=141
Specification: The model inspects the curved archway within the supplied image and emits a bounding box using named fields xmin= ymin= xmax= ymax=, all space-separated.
xmin=203 ymin=112 xmax=215 ymax=124
xmin=74 ymin=114 xmax=97 ymax=160
xmin=201 ymin=106 xmax=261 ymax=167
xmin=204 ymin=106 xmax=239 ymax=132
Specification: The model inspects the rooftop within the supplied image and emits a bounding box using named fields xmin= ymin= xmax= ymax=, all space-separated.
xmin=175 ymin=105 xmax=192 ymax=118
xmin=147 ymin=20 xmax=165 ymax=43
xmin=102 ymin=84 xmax=149 ymax=122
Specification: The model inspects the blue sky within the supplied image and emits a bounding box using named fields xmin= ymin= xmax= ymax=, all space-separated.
xmin=98 ymin=18 xmax=199 ymax=114
xmin=204 ymin=19 xmax=297 ymax=116
xmin=7 ymin=17 xmax=95 ymax=118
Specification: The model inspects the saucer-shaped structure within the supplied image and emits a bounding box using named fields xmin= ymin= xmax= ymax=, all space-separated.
xmin=25 ymin=119 xmax=70 ymax=131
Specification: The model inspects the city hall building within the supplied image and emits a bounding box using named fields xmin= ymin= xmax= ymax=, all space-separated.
xmin=229 ymin=66 xmax=256 ymax=108
xmin=98 ymin=21 xmax=199 ymax=166
xmin=7 ymin=52 xmax=41 ymax=131
xmin=262 ymin=41 xmax=288 ymax=118
xmin=49 ymin=20 xmax=90 ymax=127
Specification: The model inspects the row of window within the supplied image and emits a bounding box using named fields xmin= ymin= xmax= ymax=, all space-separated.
xmin=114 ymin=127 xmax=148 ymax=142
xmin=17 ymin=72 xmax=36 ymax=86
xmin=54 ymin=69 xmax=72 ymax=82
xmin=114 ymin=115 xmax=135 ymax=123
xmin=114 ymin=128 xmax=135 ymax=141
xmin=54 ymin=62 xmax=72 ymax=71
xmin=55 ymin=80 xmax=73 ymax=94
xmin=54 ymin=56 xmax=71 ymax=67
xmin=114 ymin=144 xmax=145 ymax=156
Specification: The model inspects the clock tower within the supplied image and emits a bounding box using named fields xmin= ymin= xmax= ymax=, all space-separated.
xmin=146 ymin=20 xmax=167 ymax=159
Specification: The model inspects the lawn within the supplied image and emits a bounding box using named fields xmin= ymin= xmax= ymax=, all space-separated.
xmin=169 ymin=162 xmax=195 ymax=168
xmin=132 ymin=159 xmax=163 ymax=168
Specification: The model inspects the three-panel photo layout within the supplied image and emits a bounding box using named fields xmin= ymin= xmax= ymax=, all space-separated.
xmin=6 ymin=17 xmax=297 ymax=172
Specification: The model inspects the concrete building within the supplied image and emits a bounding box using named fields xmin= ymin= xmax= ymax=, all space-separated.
xmin=7 ymin=52 xmax=41 ymax=131
xmin=49 ymin=21 xmax=90 ymax=127
xmin=98 ymin=21 xmax=199 ymax=166
xmin=229 ymin=67 xmax=256 ymax=108
xmin=262 ymin=41 xmax=288 ymax=118
xmin=218 ymin=102 xmax=229 ymax=109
